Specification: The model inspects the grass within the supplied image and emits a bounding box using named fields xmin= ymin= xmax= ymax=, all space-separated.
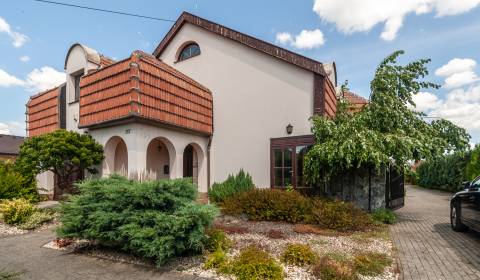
xmin=354 ymin=252 xmax=392 ymax=276
xmin=0 ymin=269 xmax=22 ymax=280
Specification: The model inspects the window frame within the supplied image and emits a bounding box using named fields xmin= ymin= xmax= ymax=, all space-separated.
xmin=176 ymin=42 xmax=201 ymax=62
xmin=70 ymin=70 xmax=83 ymax=103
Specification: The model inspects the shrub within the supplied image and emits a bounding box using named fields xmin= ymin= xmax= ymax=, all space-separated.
xmin=0 ymin=161 xmax=38 ymax=202
xmin=281 ymin=243 xmax=316 ymax=266
xmin=417 ymin=152 xmax=470 ymax=192
xmin=56 ymin=175 xmax=218 ymax=266
xmin=205 ymin=228 xmax=231 ymax=252
xmin=0 ymin=269 xmax=22 ymax=280
xmin=312 ymin=255 xmax=356 ymax=280
xmin=466 ymin=145 xmax=480 ymax=181
xmin=307 ymin=199 xmax=373 ymax=231
xmin=204 ymin=248 xmax=228 ymax=270
xmin=371 ymin=208 xmax=396 ymax=224
xmin=222 ymin=189 xmax=311 ymax=223
xmin=354 ymin=252 xmax=392 ymax=276
xmin=230 ymin=246 xmax=284 ymax=280
xmin=18 ymin=209 xmax=56 ymax=230
xmin=209 ymin=169 xmax=254 ymax=203
xmin=0 ymin=198 xmax=35 ymax=225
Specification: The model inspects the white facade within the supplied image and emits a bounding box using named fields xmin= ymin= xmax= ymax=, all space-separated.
xmin=158 ymin=23 xmax=315 ymax=187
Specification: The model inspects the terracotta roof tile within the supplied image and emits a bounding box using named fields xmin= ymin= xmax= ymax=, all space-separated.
xmin=79 ymin=51 xmax=213 ymax=135
xmin=26 ymin=86 xmax=62 ymax=137
xmin=344 ymin=91 xmax=368 ymax=105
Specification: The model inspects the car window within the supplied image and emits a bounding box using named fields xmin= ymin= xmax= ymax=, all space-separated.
xmin=471 ymin=177 xmax=480 ymax=187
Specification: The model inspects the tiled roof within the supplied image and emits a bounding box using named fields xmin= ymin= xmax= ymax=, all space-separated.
xmin=344 ymin=91 xmax=368 ymax=105
xmin=79 ymin=50 xmax=213 ymax=135
xmin=0 ymin=134 xmax=24 ymax=155
xmin=99 ymin=55 xmax=115 ymax=68
xmin=26 ymin=86 xmax=61 ymax=137
xmin=153 ymin=12 xmax=327 ymax=77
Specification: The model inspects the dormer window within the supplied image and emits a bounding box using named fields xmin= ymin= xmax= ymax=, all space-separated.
xmin=178 ymin=43 xmax=200 ymax=62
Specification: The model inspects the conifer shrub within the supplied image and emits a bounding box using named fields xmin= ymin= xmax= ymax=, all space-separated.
xmin=0 ymin=198 xmax=35 ymax=225
xmin=209 ymin=169 xmax=254 ymax=203
xmin=229 ymin=246 xmax=284 ymax=280
xmin=0 ymin=161 xmax=38 ymax=202
xmin=307 ymin=199 xmax=373 ymax=231
xmin=221 ymin=189 xmax=311 ymax=223
xmin=56 ymin=175 xmax=218 ymax=266
xmin=281 ymin=243 xmax=316 ymax=266
xmin=203 ymin=248 xmax=228 ymax=270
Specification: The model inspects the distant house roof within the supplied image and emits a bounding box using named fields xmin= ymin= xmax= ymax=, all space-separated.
xmin=344 ymin=91 xmax=368 ymax=105
xmin=153 ymin=12 xmax=328 ymax=77
xmin=0 ymin=134 xmax=24 ymax=156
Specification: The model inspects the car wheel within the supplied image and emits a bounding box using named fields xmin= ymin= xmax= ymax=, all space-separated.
xmin=451 ymin=202 xmax=468 ymax=232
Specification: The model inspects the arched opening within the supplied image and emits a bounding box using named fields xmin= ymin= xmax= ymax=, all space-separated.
xmin=146 ymin=137 xmax=174 ymax=180
xmin=103 ymin=136 xmax=128 ymax=177
xmin=183 ymin=144 xmax=201 ymax=184
xmin=177 ymin=42 xmax=200 ymax=62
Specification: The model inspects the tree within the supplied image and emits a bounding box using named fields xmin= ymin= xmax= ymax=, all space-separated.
xmin=16 ymin=130 xmax=104 ymax=193
xmin=305 ymin=51 xmax=471 ymax=185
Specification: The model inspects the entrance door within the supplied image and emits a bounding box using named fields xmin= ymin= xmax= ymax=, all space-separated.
xmin=183 ymin=145 xmax=193 ymax=178
xmin=270 ymin=135 xmax=315 ymax=189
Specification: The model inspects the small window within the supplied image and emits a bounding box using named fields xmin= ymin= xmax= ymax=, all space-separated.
xmin=73 ymin=73 xmax=82 ymax=102
xmin=178 ymin=43 xmax=200 ymax=62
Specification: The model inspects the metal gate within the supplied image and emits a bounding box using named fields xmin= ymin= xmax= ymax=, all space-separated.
xmin=386 ymin=166 xmax=405 ymax=209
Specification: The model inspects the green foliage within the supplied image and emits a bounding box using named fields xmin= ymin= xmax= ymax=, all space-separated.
xmin=56 ymin=175 xmax=218 ymax=266
xmin=230 ymin=246 xmax=284 ymax=280
xmin=0 ymin=198 xmax=35 ymax=225
xmin=305 ymin=51 xmax=470 ymax=185
xmin=353 ymin=252 xmax=392 ymax=276
xmin=307 ymin=199 xmax=373 ymax=231
xmin=0 ymin=160 xmax=38 ymax=202
xmin=0 ymin=269 xmax=22 ymax=280
xmin=204 ymin=248 xmax=228 ymax=270
xmin=371 ymin=208 xmax=397 ymax=224
xmin=417 ymin=152 xmax=469 ymax=192
xmin=281 ymin=243 xmax=316 ymax=266
xmin=16 ymin=130 xmax=104 ymax=191
xmin=312 ymin=255 xmax=356 ymax=280
xmin=204 ymin=228 xmax=231 ymax=252
xmin=209 ymin=169 xmax=254 ymax=203
xmin=18 ymin=209 xmax=56 ymax=230
xmin=221 ymin=189 xmax=311 ymax=223
xmin=466 ymin=145 xmax=480 ymax=181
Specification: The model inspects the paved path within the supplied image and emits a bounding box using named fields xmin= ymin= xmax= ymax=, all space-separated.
xmin=391 ymin=185 xmax=480 ymax=280
xmin=0 ymin=227 xmax=205 ymax=280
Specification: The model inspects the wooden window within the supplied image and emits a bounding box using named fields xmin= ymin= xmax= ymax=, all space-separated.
xmin=270 ymin=135 xmax=315 ymax=189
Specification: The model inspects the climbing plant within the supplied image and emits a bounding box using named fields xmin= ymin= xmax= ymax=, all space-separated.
xmin=305 ymin=51 xmax=471 ymax=185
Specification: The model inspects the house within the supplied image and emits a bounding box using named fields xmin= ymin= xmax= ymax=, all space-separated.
xmin=0 ymin=134 xmax=24 ymax=161
xmin=26 ymin=12 xmax=365 ymax=201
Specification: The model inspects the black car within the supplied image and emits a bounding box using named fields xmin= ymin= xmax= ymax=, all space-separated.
xmin=451 ymin=177 xmax=480 ymax=232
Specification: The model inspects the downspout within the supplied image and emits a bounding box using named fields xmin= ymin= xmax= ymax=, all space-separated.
xmin=207 ymin=135 xmax=212 ymax=196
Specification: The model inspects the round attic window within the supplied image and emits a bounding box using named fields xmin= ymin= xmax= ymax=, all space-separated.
xmin=177 ymin=43 xmax=200 ymax=62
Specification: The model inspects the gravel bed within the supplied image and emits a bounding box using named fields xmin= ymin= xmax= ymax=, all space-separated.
xmin=0 ymin=223 xmax=27 ymax=236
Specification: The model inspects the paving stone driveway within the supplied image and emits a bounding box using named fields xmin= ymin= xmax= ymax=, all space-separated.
xmin=391 ymin=185 xmax=480 ymax=280
xmin=0 ymin=227 xmax=206 ymax=280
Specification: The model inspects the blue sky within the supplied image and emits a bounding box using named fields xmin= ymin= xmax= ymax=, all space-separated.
xmin=1 ymin=0 xmax=480 ymax=141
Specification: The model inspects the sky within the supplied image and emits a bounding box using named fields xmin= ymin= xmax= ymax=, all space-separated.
xmin=1 ymin=0 xmax=480 ymax=142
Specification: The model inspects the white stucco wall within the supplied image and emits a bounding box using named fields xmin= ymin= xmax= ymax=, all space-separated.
xmin=36 ymin=171 xmax=55 ymax=197
xmin=65 ymin=45 xmax=99 ymax=133
xmin=158 ymin=23 xmax=315 ymax=188
xmin=88 ymin=123 xmax=209 ymax=193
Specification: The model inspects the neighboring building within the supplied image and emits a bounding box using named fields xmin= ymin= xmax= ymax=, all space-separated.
xmin=26 ymin=12 xmax=372 ymax=203
xmin=0 ymin=134 xmax=24 ymax=161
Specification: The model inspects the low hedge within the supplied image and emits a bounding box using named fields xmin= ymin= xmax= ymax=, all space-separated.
xmin=417 ymin=152 xmax=469 ymax=192
xmin=56 ymin=175 xmax=218 ymax=266
xmin=221 ymin=189 xmax=373 ymax=231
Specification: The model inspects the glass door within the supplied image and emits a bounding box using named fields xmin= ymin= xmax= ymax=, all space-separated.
xmin=273 ymin=148 xmax=293 ymax=188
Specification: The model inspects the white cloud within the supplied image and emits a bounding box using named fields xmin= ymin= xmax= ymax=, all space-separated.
xmin=19 ymin=55 xmax=30 ymax=62
xmin=312 ymin=0 xmax=480 ymax=41
xmin=412 ymin=91 xmax=441 ymax=112
xmin=275 ymin=29 xmax=325 ymax=49
xmin=435 ymin=58 xmax=479 ymax=88
xmin=435 ymin=58 xmax=476 ymax=77
xmin=275 ymin=32 xmax=293 ymax=44
xmin=0 ymin=66 xmax=64 ymax=91
xmin=24 ymin=67 xmax=65 ymax=92
xmin=0 ymin=69 xmax=25 ymax=87
xmin=0 ymin=121 xmax=25 ymax=136
xmin=0 ymin=16 xmax=29 ymax=47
